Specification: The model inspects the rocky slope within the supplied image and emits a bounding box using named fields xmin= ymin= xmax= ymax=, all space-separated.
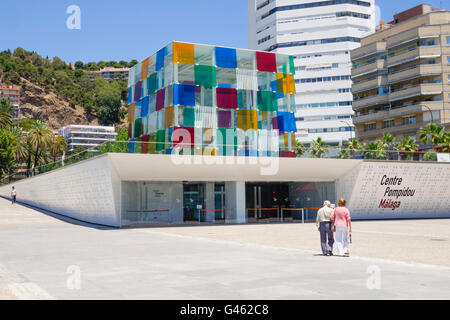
xmin=18 ymin=79 xmax=100 ymax=129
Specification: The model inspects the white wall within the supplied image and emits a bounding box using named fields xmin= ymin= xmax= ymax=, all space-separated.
xmin=0 ymin=155 xmax=120 ymax=227
xmin=338 ymin=161 xmax=450 ymax=219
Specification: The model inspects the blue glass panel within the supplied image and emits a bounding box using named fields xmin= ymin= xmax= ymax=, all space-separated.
xmin=175 ymin=83 xmax=196 ymax=106
xmin=215 ymin=47 xmax=237 ymax=69
xmin=141 ymin=96 xmax=149 ymax=117
xmin=156 ymin=47 xmax=167 ymax=71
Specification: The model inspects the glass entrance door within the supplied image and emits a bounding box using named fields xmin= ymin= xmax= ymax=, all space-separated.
xmin=183 ymin=183 xmax=205 ymax=223
xmin=246 ymin=183 xmax=290 ymax=223
xmin=214 ymin=183 xmax=226 ymax=223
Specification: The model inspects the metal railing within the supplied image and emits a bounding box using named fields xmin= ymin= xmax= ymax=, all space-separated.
xmin=1 ymin=140 xmax=448 ymax=186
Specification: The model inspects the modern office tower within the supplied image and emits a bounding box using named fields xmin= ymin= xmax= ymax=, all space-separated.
xmin=0 ymin=83 xmax=20 ymax=120
xmin=59 ymin=124 xmax=118 ymax=153
xmin=351 ymin=5 xmax=450 ymax=144
xmin=127 ymin=41 xmax=297 ymax=157
xmin=248 ymin=0 xmax=376 ymax=146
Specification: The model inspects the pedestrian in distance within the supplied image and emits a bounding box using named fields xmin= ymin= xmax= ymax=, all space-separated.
xmin=11 ymin=186 xmax=17 ymax=205
xmin=316 ymin=200 xmax=334 ymax=256
xmin=330 ymin=198 xmax=352 ymax=256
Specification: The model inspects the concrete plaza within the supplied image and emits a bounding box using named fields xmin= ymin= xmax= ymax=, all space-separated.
xmin=0 ymin=198 xmax=449 ymax=300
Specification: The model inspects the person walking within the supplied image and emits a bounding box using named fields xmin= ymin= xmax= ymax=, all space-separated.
xmin=316 ymin=200 xmax=334 ymax=256
xmin=11 ymin=186 xmax=17 ymax=205
xmin=330 ymin=198 xmax=352 ymax=256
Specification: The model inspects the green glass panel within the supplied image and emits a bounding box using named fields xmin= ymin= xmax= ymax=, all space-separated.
xmin=194 ymin=65 xmax=216 ymax=88
xmin=147 ymin=73 xmax=158 ymax=95
xmin=149 ymin=132 xmax=157 ymax=154
xmin=156 ymin=129 xmax=166 ymax=152
xmin=134 ymin=118 xmax=142 ymax=138
xmin=289 ymin=56 xmax=295 ymax=75
xmin=257 ymin=91 xmax=277 ymax=112
xmin=183 ymin=107 xmax=195 ymax=127
xmin=135 ymin=140 xmax=142 ymax=153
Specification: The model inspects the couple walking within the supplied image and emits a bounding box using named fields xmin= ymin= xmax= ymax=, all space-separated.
xmin=315 ymin=198 xmax=351 ymax=256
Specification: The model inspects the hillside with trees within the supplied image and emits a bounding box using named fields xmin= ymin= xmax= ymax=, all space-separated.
xmin=0 ymin=47 xmax=136 ymax=128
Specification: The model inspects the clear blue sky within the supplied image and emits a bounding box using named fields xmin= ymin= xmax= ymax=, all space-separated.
xmin=0 ymin=0 xmax=447 ymax=63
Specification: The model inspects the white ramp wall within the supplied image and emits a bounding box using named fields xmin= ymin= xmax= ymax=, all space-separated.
xmin=0 ymin=155 xmax=120 ymax=227
xmin=337 ymin=162 xmax=450 ymax=219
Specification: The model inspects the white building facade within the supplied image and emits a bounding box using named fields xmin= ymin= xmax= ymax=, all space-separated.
xmin=59 ymin=125 xmax=118 ymax=153
xmin=248 ymin=0 xmax=376 ymax=146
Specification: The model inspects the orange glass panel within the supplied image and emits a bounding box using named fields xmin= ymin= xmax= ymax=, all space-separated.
xmin=128 ymin=103 xmax=135 ymax=122
xmin=141 ymin=57 xmax=151 ymax=80
xmin=173 ymin=42 xmax=195 ymax=65
xmin=164 ymin=106 xmax=175 ymax=128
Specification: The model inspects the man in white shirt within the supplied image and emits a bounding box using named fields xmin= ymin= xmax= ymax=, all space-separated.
xmin=316 ymin=200 xmax=334 ymax=256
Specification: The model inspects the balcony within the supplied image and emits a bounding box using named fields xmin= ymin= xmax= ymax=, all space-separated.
xmin=389 ymin=83 xmax=443 ymax=102
xmin=353 ymin=94 xmax=389 ymax=110
xmin=387 ymin=46 xmax=441 ymax=68
xmin=388 ymin=64 xmax=442 ymax=84
xmin=352 ymin=60 xmax=385 ymax=78
xmin=353 ymin=77 xmax=386 ymax=93
xmin=353 ymin=101 xmax=444 ymax=124
xmin=351 ymin=42 xmax=387 ymax=60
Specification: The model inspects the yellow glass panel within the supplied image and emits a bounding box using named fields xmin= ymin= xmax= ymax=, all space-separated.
xmin=141 ymin=57 xmax=151 ymax=80
xmin=286 ymin=74 xmax=296 ymax=94
xmin=284 ymin=133 xmax=288 ymax=147
xmin=173 ymin=42 xmax=195 ymax=65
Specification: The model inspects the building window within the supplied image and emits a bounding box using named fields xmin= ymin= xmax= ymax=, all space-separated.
xmin=364 ymin=123 xmax=376 ymax=131
xmin=382 ymin=119 xmax=395 ymax=128
xmin=402 ymin=116 xmax=416 ymax=126
xmin=447 ymin=56 xmax=450 ymax=64
xmin=447 ymin=36 xmax=450 ymax=45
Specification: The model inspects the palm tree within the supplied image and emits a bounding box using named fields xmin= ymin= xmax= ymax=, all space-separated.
xmin=50 ymin=135 xmax=68 ymax=163
xmin=399 ymin=137 xmax=418 ymax=160
xmin=364 ymin=140 xmax=386 ymax=160
xmin=310 ymin=137 xmax=328 ymax=158
xmin=294 ymin=140 xmax=305 ymax=158
xmin=418 ymin=123 xmax=445 ymax=149
xmin=339 ymin=139 xmax=365 ymax=159
xmin=28 ymin=120 xmax=53 ymax=175
xmin=0 ymin=98 xmax=13 ymax=130
xmin=382 ymin=133 xmax=394 ymax=149
xmin=439 ymin=132 xmax=450 ymax=153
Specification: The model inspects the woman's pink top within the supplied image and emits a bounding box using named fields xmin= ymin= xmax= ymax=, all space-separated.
xmin=330 ymin=207 xmax=351 ymax=227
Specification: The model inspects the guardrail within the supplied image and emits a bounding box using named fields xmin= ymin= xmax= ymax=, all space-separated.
xmin=2 ymin=140 xmax=448 ymax=187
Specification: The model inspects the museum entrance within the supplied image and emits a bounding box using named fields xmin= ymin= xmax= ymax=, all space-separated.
xmin=246 ymin=182 xmax=291 ymax=223
xmin=183 ymin=183 xmax=205 ymax=223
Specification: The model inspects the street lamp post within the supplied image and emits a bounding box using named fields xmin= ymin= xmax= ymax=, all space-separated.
xmin=340 ymin=120 xmax=353 ymax=141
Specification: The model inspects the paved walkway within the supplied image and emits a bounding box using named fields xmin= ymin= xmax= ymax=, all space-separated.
xmin=0 ymin=198 xmax=449 ymax=299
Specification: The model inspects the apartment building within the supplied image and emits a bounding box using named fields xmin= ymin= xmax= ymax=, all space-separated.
xmin=95 ymin=67 xmax=130 ymax=80
xmin=59 ymin=125 xmax=117 ymax=153
xmin=351 ymin=4 xmax=450 ymax=144
xmin=0 ymin=83 xmax=20 ymax=120
xmin=248 ymin=0 xmax=376 ymax=146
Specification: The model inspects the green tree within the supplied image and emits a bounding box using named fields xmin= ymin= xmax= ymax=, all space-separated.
xmin=399 ymin=137 xmax=418 ymax=160
xmin=438 ymin=132 xmax=450 ymax=153
xmin=310 ymin=137 xmax=328 ymax=158
xmin=364 ymin=140 xmax=386 ymax=160
xmin=423 ymin=149 xmax=437 ymax=162
xmin=0 ymin=129 xmax=17 ymax=181
xmin=50 ymin=135 xmax=68 ymax=162
xmin=294 ymin=140 xmax=305 ymax=158
xmin=0 ymin=99 xmax=13 ymax=129
xmin=28 ymin=120 xmax=53 ymax=175
xmin=74 ymin=61 xmax=84 ymax=69
xmin=418 ymin=123 xmax=446 ymax=148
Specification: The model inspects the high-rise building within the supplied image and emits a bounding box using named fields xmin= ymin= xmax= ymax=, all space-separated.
xmin=351 ymin=5 xmax=450 ymax=144
xmin=127 ymin=41 xmax=297 ymax=157
xmin=0 ymin=83 xmax=20 ymax=120
xmin=248 ymin=0 xmax=376 ymax=146
xmin=59 ymin=125 xmax=118 ymax=153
